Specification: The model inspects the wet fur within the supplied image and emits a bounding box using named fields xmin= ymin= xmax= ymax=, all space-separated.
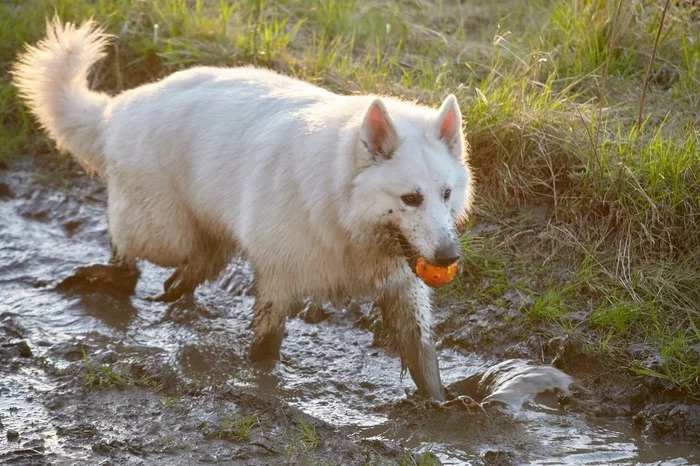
xmin=12 ymin=19 xmax=473 ymax=400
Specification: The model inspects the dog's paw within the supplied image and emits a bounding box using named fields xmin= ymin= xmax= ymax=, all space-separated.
xmin=249 ymin=333 xmax=283 ymax=363
xmin=57 ymin=263 xmax=139 ymax=297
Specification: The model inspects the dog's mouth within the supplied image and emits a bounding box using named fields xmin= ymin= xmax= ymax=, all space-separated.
xmin=383 ymin=224 xmax=459 ymax=286
xmin=388 ymin=227 xmax=459 ymax=288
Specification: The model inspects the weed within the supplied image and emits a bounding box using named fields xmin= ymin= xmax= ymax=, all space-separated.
xmin=81 ymin=347 xmax=169 ymax=392
xmin=286 ymin=415 xmax=320 ymax=459
xmin=185 ymin=374 xmax=205 ymax=394
xmin=399 ymin=445 xmax=437 ymax=466
xmin=296 ymin=416 xmax=320 ymax=452
xmin=441 ymin=233 xmax=509 ymax=301
xmin=160 ymin=395 xmax=188 ymax=414
xmin=134 ymin=372 xmax=165 ymax=393
xmin=156 ymin=432 xmax=175 ymax=448
xmin=590 ymin=301 xmax=638 ymax=335
xmin=202 ymin=412 xmax=259 ymax=441
xmin=81 ymin=347 xmax=128 ymax=389
xmin=161 ymin=396 xmax=178 ymax=408
xmin=631 ymin=334 xmax=700 ymax=395
xmin=525 ymin=288 xmax=569 ymax=323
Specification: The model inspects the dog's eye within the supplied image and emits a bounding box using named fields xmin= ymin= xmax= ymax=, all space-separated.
xmin=443 ymin=189 xmax=451 ymax=201
xmin=401 ymin=193 xmax=423 ymax=207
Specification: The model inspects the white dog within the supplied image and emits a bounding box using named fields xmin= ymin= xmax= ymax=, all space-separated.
xmin=13 ymin=19 xmax=473 ymax=400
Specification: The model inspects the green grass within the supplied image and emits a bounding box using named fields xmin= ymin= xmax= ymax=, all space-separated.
xmin=218 ymin=412 xmax=259 ymax=440
xmin=526 ymin=288 xmax=569 ymax=323
xmin=199 ymin=412 xmax=260 ymax=441
xmin=399 ymin=446 xmax=438 ymax=466
xmin=81 ymin=347 xmax=165 ymax=391
xmin=161 ymin=395 xmax=189 ymax=414
xmin=286 ymin=415 xmax=320 ymax=459
xmin=82 ymin=347 xmax=129 ymax=389
xmin=441 ymin=233 xmax=510 ymax=302
xmin=2 ymin=0 xmax=698 ymax=394
xmin=295 ymin=415 xmax=320 ymax=452
xmin=155 ymin=432 xmax=175 ymax=448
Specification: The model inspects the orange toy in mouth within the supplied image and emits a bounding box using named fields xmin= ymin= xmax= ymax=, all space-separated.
xmin=415 ymin=257 xmax=458 ymax=288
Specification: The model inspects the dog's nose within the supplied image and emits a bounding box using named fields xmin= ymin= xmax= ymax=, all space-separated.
xmin=433 ymin=241 xmax=460 ymax=267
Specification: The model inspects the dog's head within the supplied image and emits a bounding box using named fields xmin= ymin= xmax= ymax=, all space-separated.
xmin=346 ymin=94 xmax=473 ymax=273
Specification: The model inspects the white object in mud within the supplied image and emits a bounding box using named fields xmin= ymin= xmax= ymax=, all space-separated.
xmin=479 ymin=359 xmax=574 ymax=411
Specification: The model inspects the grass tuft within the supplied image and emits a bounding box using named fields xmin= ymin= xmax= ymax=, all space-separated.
xmin=286 ymin=415 xmax=320 ymax=459
xmin=200 ymin=412 xmax=260 ymax=441
xmin=82 ymin=347 xmax=129 ymax=389
xmin=81 ymin=347 xmax=166 ymax=391
xmin=399 ymin=445 xmax=438 ymax=466
xmin=296 ymin=415 xmax=320 ymax=452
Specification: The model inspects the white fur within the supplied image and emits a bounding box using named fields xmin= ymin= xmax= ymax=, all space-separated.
xmin=11 ymin=19 xmax=111 ymax=174
xmin=13 ymin=19 xmax=474 ymax=397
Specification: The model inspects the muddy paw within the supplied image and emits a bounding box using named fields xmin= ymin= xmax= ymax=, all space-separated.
xmin=299 ymin=302 xmax=330 ymax=324
xmin=442 ymin=395 xmax=488 ymax=415
xmin=57 ymin=263 xmax=139 ymax=296
xmin=397 ymin=393 xmax=448 ymax=414
xmin=149 ymin=289 xmax=194 ymax=303
xmin=149 ymin=269 xmax=197 ymax=302
xmin=249 ymin=333 xmax=283 ymax=363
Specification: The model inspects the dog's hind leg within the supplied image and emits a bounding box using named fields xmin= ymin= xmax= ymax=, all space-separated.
xmin=153 ymin=260 xmax=219 ymax=302
xmin=153 ymin=257 xmax=225 ymax=303
xmin=154 ymin=267 xmax=198 ymax=302
xmin=162 ymin=268 xmax=180 ymax=293
xmin=378 ymin=280 xmax=446 ymax=401
xmin=153 ymin=223 xmax=237 ymax=302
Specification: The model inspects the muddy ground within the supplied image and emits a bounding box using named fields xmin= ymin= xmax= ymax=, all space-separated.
xmin=1 ymin=154 xmax=698 ymax=465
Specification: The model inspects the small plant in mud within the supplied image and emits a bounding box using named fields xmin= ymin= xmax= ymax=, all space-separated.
xmin=441 ymin=235 xmax=510 ymax=301
xmin=296 ymin=416 xmax=320 ymax=451
xmin=161 ymin=396 xmax=178 ymax=408
xmin=81 ymin=347 xmax=129 ymax=389
xmin=161 ymin=396 xmax=188 ymax=415
xmin=225 ymin=413 xmax=258 ymax=440
xmin=185 ymin=374 xmax=205 ymax=394
xmin=630 ymin=334 xmax=700 ymax=395
xmin=399 ymin=446 xmax=438 ymax=466
xmin=523 ymin=288 xmax=570 ymax=324
xmin=81 ymin=348 xmax=167 ymax=391
xmin=155 ymin=433 xmax=175 ymax=448
xmin=134 ymin=372 xmax=165 ymax=393
xmin=286 ymin=416 xmax=320 ymax=459
xmin=200 ymin=412 xmax=260 ymax=441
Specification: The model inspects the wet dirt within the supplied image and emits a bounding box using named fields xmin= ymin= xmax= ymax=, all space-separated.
xmin=1 ymin=155 xmax=699 ymax=465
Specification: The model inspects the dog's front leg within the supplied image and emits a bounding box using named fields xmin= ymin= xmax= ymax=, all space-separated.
xmin=249 ymin=275 xmax=292 ymax=362
xmin=378 ymin=280 xmax=446 ymax=401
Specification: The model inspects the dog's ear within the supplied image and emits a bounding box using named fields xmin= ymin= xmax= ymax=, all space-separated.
xmin=360 ymin=99 xmax=398 ymax=160
xmin=436 ymin=94 xmax=463 ymax=159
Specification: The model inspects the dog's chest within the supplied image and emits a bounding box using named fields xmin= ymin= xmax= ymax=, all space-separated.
xmin=312 ymin=242 xmax=400 ymax=298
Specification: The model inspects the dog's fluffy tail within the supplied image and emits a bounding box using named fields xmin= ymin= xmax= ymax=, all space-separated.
xmin=12 ymin=17 xmax=111 ymax=175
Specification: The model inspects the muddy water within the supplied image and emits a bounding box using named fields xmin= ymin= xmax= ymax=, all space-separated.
xmin=1 ymin=160 xmax=698 ymax=465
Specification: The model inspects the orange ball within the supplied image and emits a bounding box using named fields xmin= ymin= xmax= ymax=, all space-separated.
xmin=415 ymin=257 xmax=458 ymax=288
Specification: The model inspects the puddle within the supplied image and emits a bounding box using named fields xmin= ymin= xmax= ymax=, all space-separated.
xmin=1 ymin=160 xmax=698 ymax=464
